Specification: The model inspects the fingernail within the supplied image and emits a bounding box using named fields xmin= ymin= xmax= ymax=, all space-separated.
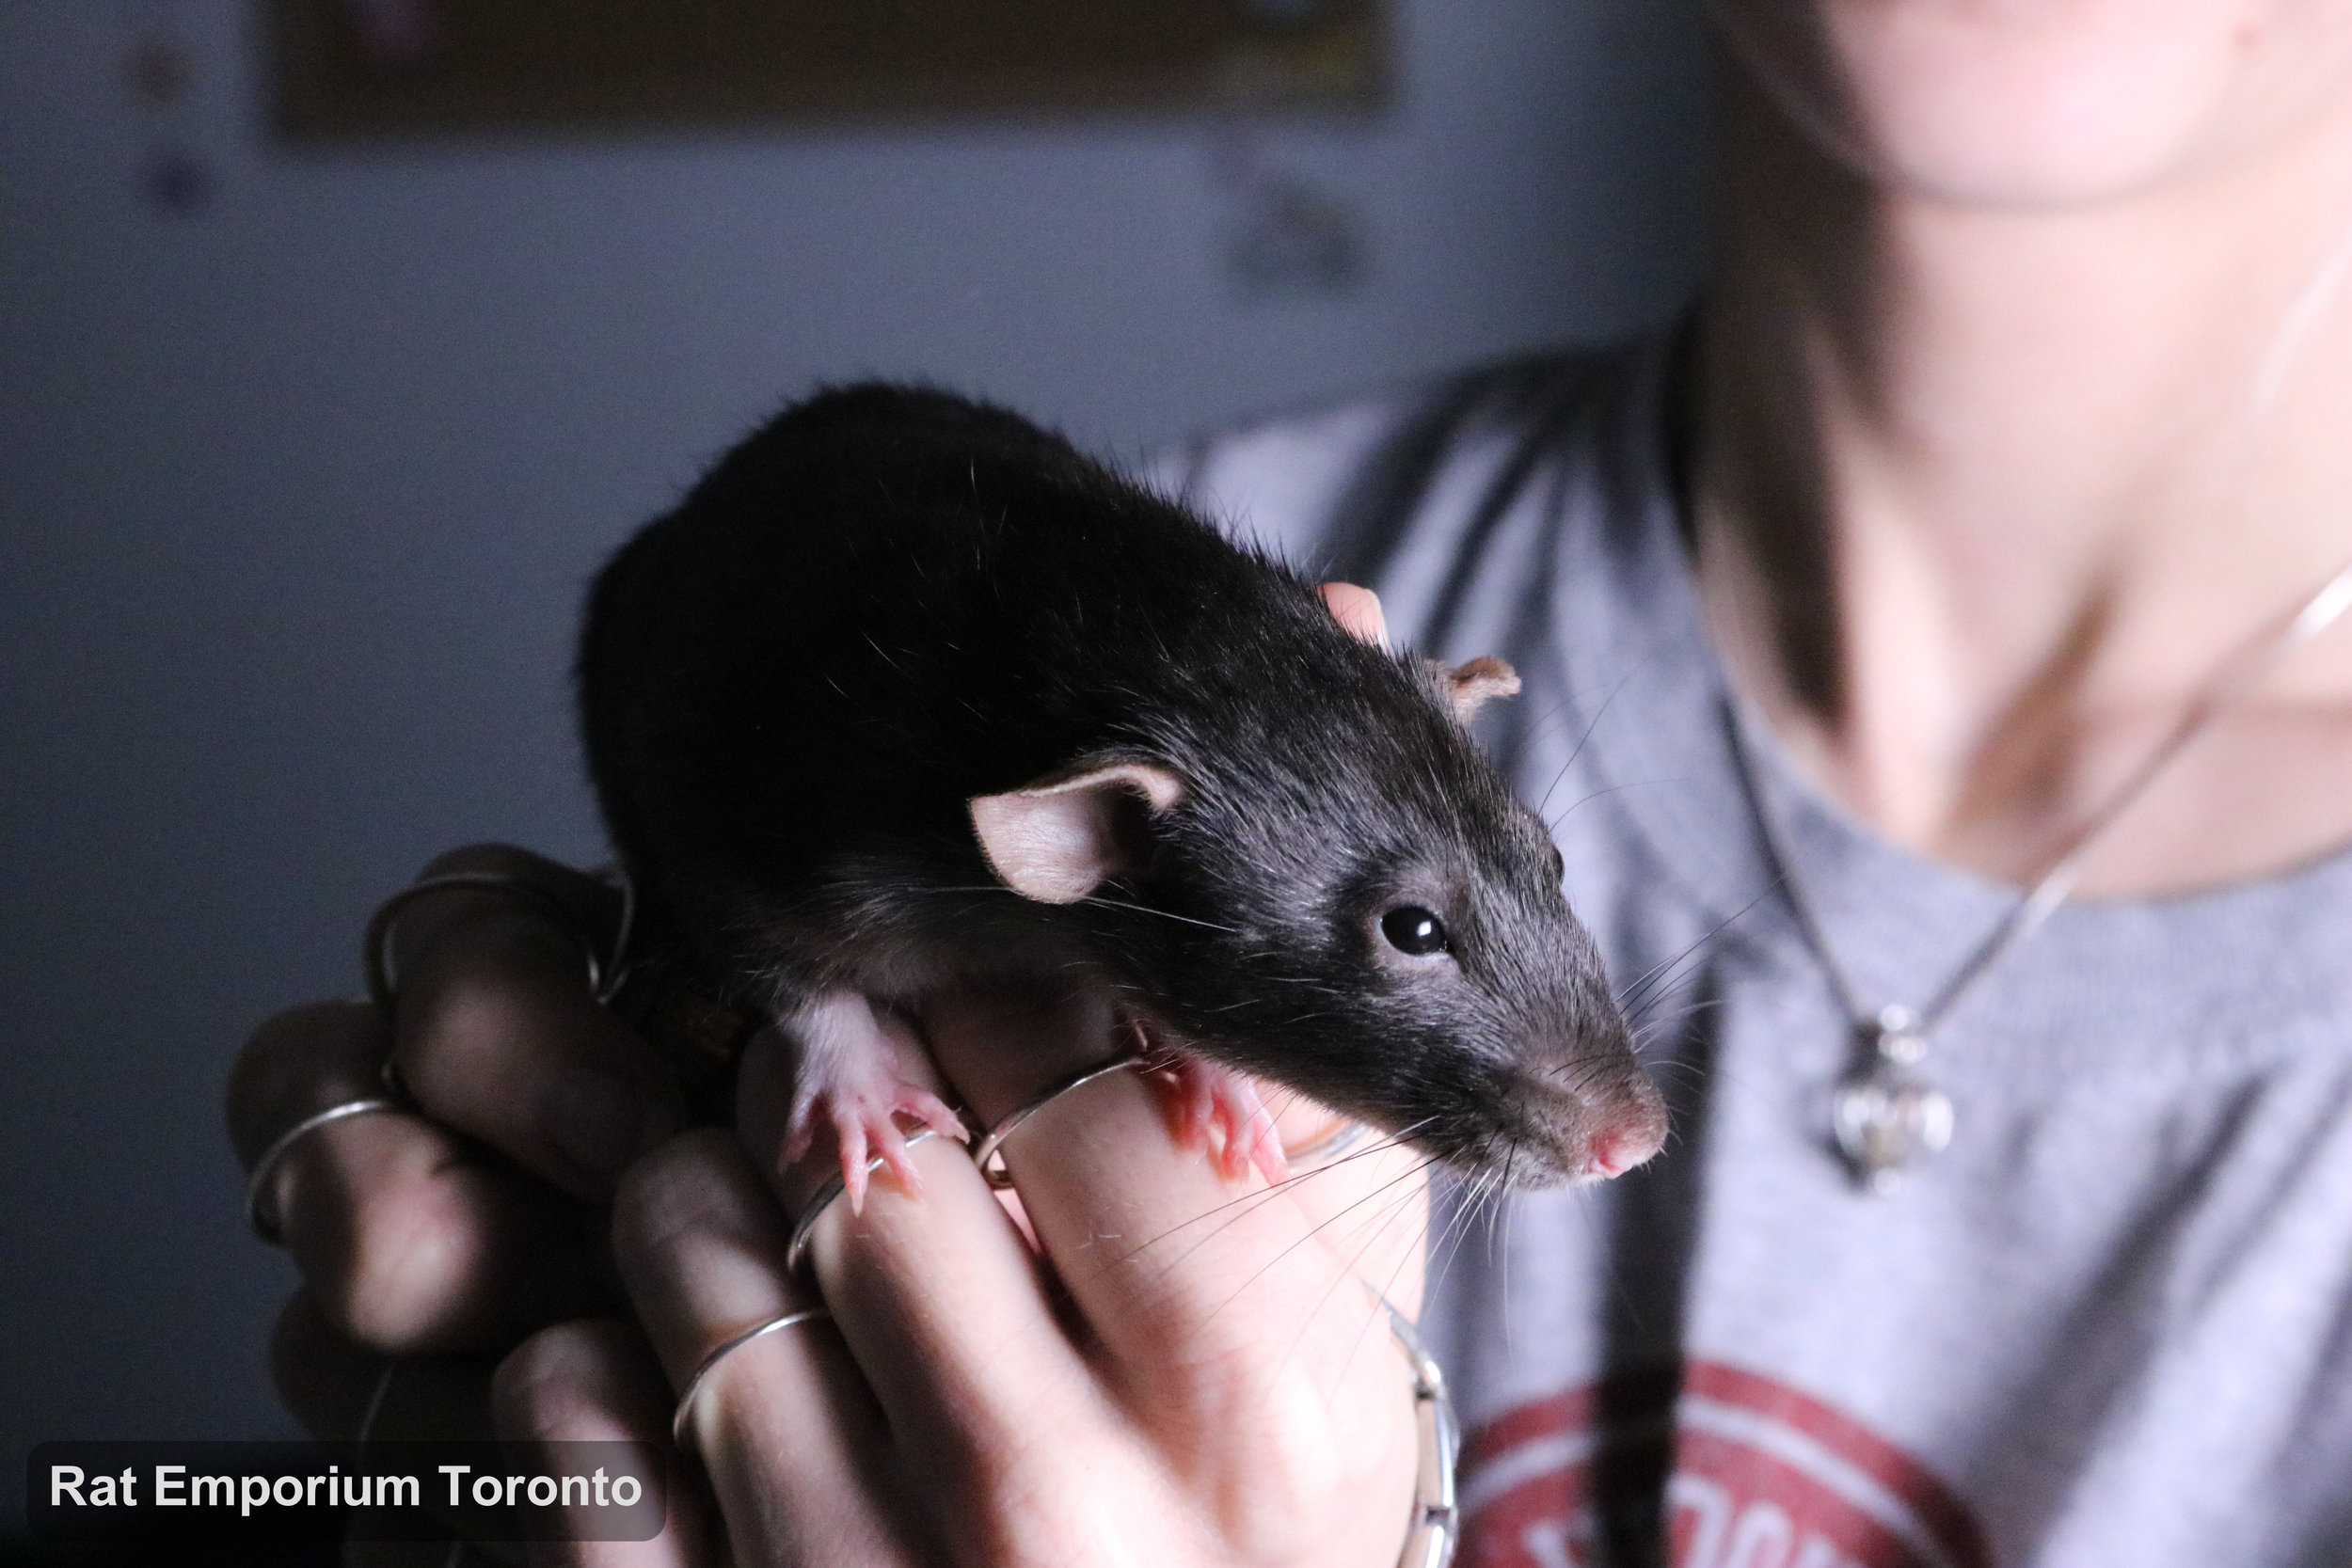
xmin=542 ymin=1068 xmax=674 ymax=1186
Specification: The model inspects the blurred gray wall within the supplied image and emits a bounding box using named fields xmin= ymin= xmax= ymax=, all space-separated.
xmin=0 ymin=0 xmax=1708 ymax=1522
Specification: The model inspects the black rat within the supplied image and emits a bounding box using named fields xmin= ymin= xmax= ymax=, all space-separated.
xmin=579 ymin=385 xmax=1667 ymax=1209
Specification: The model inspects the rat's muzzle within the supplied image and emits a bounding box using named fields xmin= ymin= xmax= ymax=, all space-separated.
xmin=1473 ymin=1063 xmax=1668 ymax=1187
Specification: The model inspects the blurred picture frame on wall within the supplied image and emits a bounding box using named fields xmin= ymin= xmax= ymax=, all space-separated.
xmin=268 ymin=0 xmax=1387 ymax=136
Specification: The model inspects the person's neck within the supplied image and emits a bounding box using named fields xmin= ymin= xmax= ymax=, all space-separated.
xmin=1692 ymin=63 xmax=2352 ymax=895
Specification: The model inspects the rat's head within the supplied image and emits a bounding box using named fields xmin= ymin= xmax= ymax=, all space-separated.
xmin=966 ymin=598 xmax=1669 ymax=1189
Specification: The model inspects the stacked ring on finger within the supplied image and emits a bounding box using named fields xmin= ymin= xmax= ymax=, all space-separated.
xmin=1287 ymin=1116 xmax=1373 ymax=1167
xmin=779 ymin=1053 xmax=1144 ymax=1273
xmin=670 ymin=1307 xmax=834 ymax=1452
xmin=245 ymin=1096 xmax=406 ymax=1243
xmin=783 ymin=1126 xmax=957 ymax=1274
xmin=969 ymin=1054 xmax=1144 ymax=1188
xmin=362 ymin=867 xmax=636 ymax=1020
xmin=246 ymin=866 xmax=638 ymax=1244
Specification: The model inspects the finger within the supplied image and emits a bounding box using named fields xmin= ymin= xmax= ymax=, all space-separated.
xmin=272 ymin=1294 xmax=516 ymax=1567
xmin=342 ymin=1542 xmax=498 ymax=1568
xmin=1254 ymin=1084 xmax=1432 ymax=1318
xmin=270 ymin=1290 xmax=498 ymax=1445
xmin=736 ymin=1023 xmax=1106 ymax=1461
xmin=493 ymin=1321 xmax=716 ymax=1568
xmin=271 ymin=1289 xmax=406 ymax=1444
xmin=228 ymin=1000 xmax=401 ymax=1170
xmin=611 ymin=1132 xmax=918 ymax=1567
xmin=898 ymin=987 xmax=1426 ymax=1568
xmin=918 ymin=986 xmax=1429 ymax=1412
xmin=234 ymin=1003 xmax=614 ymax=1351
xmin=1318 ymin=581 xmax=1391 ymax=648
xmin=386 ymin=847 xmax=684 ymax=1200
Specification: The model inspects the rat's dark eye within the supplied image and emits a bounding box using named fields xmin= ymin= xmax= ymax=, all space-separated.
xmin=1380 ymin=905 xmax=1451 ymax=957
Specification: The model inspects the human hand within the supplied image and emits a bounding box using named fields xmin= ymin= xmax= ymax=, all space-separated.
xmin=497 ymin=986 xmax=1431 ymax=1567
xmin=228 ymin=847 xmax=679 ymax=1474
xmin=232 ymin=582 xmax=1429 ymax=1563
xmin=234 ymin=868 xmax=1430 ymax=1568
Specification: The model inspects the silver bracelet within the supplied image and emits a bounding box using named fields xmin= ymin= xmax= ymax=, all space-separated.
xmin=1379 ymin=1294 xmax=1460 ymax=1568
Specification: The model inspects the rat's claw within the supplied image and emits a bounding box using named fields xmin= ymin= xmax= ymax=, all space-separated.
xmin=1178 ymin=1064 xmax=1217 ymax=1152
xmin=1226 ymin=1087 xmax=1288 ymax=1187
xmin=1167 ymin=1056 xmax=1289 ymax=1186
xmin=829 ymin=1086 xmax=969 ymax=1214
xmin=1246 ymin=1107 xmax=1290 ymax=1187
xmin=778 ymin=990 xmax=970 ymax=1211
xmin=784 ymin=1083 xmax=823 ymax=1165
xmin=899 ymin=1086 xmax=971 ymax=1148
xmin=871 ymin=1122 xmax=925 ymax=1204
xmin=836 ymin=1117 xmax=873 ymax=1214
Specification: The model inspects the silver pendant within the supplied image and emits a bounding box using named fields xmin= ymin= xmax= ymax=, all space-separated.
xmin=1830 ymin=1008 xmax=1954 ymax=1194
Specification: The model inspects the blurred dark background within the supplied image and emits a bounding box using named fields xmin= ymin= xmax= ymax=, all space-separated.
xmin=0 ymin=0 xmax=1708 ymax=1538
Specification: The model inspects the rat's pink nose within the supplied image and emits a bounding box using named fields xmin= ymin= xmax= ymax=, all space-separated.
xmin=1582 ymin=1115 xmax=1668 ymax=1179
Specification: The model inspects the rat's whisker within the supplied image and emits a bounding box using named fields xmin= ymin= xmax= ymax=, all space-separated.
xmin=1075 ymin=895 xmax=1243 ymax=934
xmin=1107 ymin=1118 xmax=1437 ymax=1282
xmin=1615 ymin=888 xmax=1773 ymax=1019
xmin=1194 ymin=1153 xmax=1442 ymax=1330
xmin=1535 ymin=661 xmax=1648 ymax=817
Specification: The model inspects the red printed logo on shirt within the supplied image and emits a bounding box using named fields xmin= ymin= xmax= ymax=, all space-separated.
xmin=1458 ymin=1360 xmax=1990 ymax=1568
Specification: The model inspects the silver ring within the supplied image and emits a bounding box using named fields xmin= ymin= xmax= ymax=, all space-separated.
xmin=971 ymin=1055 xmax=1143 ymax=1189
xmin=245 ymin=1097 xmax=405 ymax=1243
xmin=1288 ymin=1117 xmax=1372 ymax=1168
xmin=355 ymin=1358 xmax=399 ymax=1449
xmin=785 ymin=1125 xmax=951 ymax=1274
xmin=1374 ymin=1290 xmax=1459 ymax=1568
xmin=670 ymin=1307 xmax=832 ymax=1453
xmin=363 ymin=868 xmax=634 ymax=1019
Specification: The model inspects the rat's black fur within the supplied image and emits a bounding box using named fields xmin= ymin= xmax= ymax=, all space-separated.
xmin=580 ymin=385 xmax=1660 ymax=1183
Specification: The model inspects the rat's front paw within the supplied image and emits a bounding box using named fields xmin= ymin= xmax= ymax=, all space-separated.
xmin=1165 ymin=1055 xmax=1288 ymax=1187
xmin=788 ymin=1077 xmax=968 ymax=1213
xmin=780 ymin=991 xmax=969 ymax=1212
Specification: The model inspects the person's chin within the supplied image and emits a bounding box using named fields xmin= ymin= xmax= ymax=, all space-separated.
xmin=1712 ymin=0 xmax=2348 ymax=210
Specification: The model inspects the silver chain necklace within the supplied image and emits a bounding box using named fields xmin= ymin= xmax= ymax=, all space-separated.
xmin=1726 ymin=559 xmax=2352 ymax=1193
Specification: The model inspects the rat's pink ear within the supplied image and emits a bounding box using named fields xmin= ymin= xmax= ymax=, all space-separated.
xmin=1449 ymin=656 xmax=1521 ymax=721
xmin=1319 ymin=582 xmax=1391 ymax=648
xmin=969 ymin=762 xmax=1187 ymax=904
